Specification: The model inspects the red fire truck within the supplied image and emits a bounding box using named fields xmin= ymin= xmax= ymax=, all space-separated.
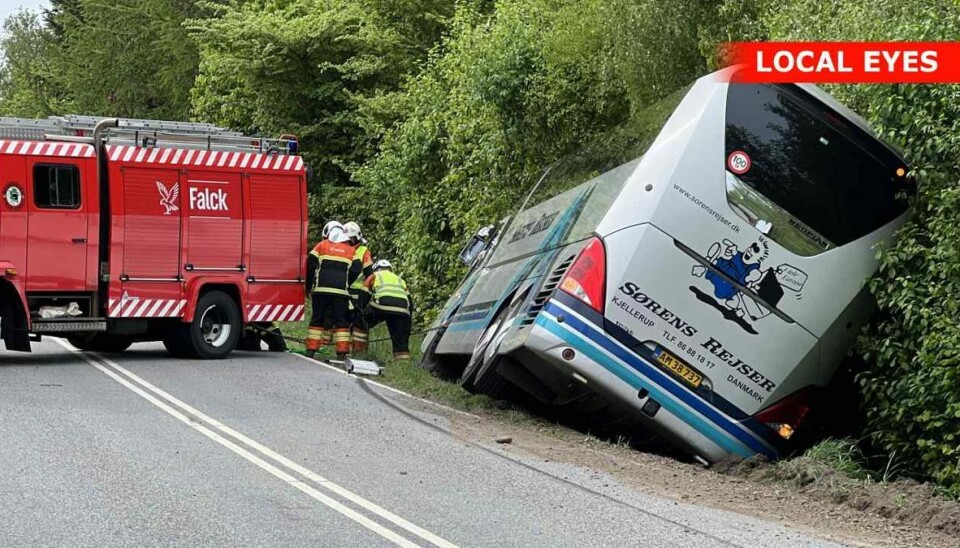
xmin=0 ymin=116 xmax=307 ymax=359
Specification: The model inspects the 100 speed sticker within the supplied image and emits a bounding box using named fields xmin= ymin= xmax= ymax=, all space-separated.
xmin=727 ymin=151 xmax=751 ymax=175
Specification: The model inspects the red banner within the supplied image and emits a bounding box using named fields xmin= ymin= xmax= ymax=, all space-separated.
xmin=722 ymin=42 xmax=960 ymax=83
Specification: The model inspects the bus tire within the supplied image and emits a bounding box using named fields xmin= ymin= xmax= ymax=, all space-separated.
xmin=461 ymin=298 xmax=522 ymax=393
xmin=68 ymin=333 xmax=134 ymax=353
xmin=472 ymin=356 xmax=519 ymax=401
xmin=185 ymin=290 xmax=241 ymax=360
xmin=421 ymin=327 xmax=466 ymax=379
xmin=460 ymin=321 xmax=501 ymax=393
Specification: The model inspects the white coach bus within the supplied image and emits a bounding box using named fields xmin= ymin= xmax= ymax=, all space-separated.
xmin=421 ymin=69 xmax=913 ymax=462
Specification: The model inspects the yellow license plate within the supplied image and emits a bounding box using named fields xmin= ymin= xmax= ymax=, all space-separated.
xmin=656 ymin=350 xmax=702 ymax=388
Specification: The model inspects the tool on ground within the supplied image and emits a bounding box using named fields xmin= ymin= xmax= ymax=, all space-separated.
xmin=345 ymin=358 xmax=382 ymax=376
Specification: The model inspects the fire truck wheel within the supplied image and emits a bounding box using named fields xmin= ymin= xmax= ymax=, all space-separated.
xmin=188 ymin=290 xmax=242 ymax=359
xmin=162 ymin=334 xmax=193 ymax=358
xmin=68 ymin=333 xmax=134 ymax=353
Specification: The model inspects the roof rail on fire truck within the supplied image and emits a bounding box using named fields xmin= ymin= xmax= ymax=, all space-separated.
xmin=0 ymin=115 xmax=297 ymax=155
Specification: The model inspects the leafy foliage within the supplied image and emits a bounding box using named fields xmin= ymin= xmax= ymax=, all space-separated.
xmin=57 ymin=0 xmax=201 ymax=119
xmin=1 ymin=0 xmax=201 ymax=119
xmin=0 ymin=10 xmax=70 ymax=117
xmin=358 ymin=0 xmax=709 ymax=314
xmin=189 ymin=0 xmax=456 ymax=189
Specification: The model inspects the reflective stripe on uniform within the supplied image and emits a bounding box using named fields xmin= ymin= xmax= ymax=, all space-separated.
xmin=317 ymin=255 xmax=353 ymax=264
xmin=313 ymin=286 xmax=351 ymax=296
xmin=370 ymin=302 xmax=411 ymax=315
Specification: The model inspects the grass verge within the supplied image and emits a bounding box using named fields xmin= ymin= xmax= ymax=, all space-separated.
xmin=280 ymin=315 xmax=497 ymax=413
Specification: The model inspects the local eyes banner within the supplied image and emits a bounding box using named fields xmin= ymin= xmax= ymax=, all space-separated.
xmin=722 ymin=42 xmax=960 ymax=83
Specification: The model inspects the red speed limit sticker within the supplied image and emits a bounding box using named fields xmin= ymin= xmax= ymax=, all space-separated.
xmin=727 ymin=150 xmax=751 ymax=175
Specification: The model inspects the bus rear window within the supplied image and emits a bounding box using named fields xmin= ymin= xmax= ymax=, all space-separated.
xmin=725 ymin=84 xmax=910 ymax=254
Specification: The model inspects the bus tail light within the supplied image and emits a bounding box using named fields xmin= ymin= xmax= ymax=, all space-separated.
xmin=753 ymin=387 xmax=817 ymax=440
xmin=559 ymin=237 xmax=606 ymax=313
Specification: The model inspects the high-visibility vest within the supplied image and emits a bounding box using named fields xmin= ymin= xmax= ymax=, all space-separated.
xmin=309 ymin=240 xmax=357 ymax=296
xmin=369 ymin=270 xmax=410 ymax=314
xmin=350 ymin=244 xmax=374 ymax=294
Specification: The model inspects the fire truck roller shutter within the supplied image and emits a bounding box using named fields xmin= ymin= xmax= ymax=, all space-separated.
xmin=114 ymin=167 xmax=184 ymax=319
xmin=121 ymin=167 xmax=182 ymax=279
xmin=245 ymin=173 xmax=306 ymax=322
xmin=185 ymin=171 xmax=243 ymax=270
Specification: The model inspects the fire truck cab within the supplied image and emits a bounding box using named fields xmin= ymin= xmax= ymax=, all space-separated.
xmin=0 ymin=116 xmax=307 ymax=359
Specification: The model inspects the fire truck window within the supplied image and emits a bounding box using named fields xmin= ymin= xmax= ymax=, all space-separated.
xmin=33 ymin=164 xmax=81 ymax=209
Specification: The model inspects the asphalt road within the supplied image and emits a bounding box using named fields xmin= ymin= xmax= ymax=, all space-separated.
xmin=0 ymin=340 xmax=839 ymax=547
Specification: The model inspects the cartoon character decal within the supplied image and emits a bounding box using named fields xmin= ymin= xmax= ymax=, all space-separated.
xmin=690 ymin=237 xmax=808 ymax=335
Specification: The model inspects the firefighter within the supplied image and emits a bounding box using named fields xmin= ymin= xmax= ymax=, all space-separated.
xmin=344 ymin=221 xmax=374 ymax=353
xmin=364 ymin=260 xmax=413 ymax=360
xmin=305 ymin=221 xmax=361 ymax=359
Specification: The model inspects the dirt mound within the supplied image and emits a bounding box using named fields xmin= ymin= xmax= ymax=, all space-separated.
xmin=714 ymin=456 xmax=960 ymax=537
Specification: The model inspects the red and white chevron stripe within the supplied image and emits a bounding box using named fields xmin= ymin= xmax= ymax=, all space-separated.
xmin=109 ymin=298 xmax=186 ymax=318
xmin=106 ymin=145 xmax=304 ymax=173
xmin=247 ymin=304 xmax=305 ymax=323
xmin=0 ymin=140 xmax=96 ymax=158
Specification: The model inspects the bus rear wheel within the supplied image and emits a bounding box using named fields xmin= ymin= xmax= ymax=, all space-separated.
xmin=421 ymin=327 xmax=467 ymax=380
xmin=461 ymin=299 xmax=522 ymax=400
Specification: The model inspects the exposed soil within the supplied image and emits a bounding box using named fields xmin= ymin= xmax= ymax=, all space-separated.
xmin=395 ymin=396 xmax=960 ymax=548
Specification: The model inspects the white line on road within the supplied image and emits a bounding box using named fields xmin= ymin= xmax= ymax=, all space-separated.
xmin=291 ymin=354 xmax=482 ymax=420
xmin=58 ymin=341 xmax=457 ymax=548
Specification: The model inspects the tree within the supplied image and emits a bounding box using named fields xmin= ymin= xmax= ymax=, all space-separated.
xmin=358 ymin=0 xmax=711 ymax=315
xmin=44 ymin=0 xmax=83 ymax=42
xmin=190 ymin=0 xmax=456 ymax=190
xmin=0 ymin=9 xmax=70 ymax=117
xmin=54 ymin=0 xmax=201 ymax=119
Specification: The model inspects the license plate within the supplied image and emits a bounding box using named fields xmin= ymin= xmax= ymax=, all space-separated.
xmin=656 ymin=349 xmax=702 ymax=388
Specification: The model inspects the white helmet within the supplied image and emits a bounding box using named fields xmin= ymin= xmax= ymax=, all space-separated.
xmin=322 ymin=220 xmax=342 ymax=239
xmin=343 ymin=221 xmax=362 ymax=242
xmin=323 ymin=221 xmax=348 ymax=243
xmin=372 ymin=259 xmax=392 ymax=271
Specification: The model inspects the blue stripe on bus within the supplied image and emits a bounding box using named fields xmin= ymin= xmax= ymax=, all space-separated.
xmin=535 ymin=316 xmax=753 ymax=458
xmin=446 ymin=319 xmax=488 ymax=333
xmin=538 ymin=302 xmax=776 ymax=458
xmin=549 ymin=291 xmax=785 ymax=449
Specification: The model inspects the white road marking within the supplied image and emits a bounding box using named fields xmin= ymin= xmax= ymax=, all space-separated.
xmin=292 ymin=354 xmax=482 ymax=420
xmin=56 ymin=340 xmax=456 ymax=548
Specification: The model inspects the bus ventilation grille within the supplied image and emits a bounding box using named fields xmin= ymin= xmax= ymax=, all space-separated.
xmin=521 ymin=254 xmax=576 ymax=326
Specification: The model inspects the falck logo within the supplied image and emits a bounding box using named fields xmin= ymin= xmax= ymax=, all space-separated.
xmin=156 ymin=181 xmax=180 ymax=215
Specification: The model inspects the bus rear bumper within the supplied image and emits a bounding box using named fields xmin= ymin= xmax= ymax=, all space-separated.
xmin=525 ymin=299 xmax=779 ymax=463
